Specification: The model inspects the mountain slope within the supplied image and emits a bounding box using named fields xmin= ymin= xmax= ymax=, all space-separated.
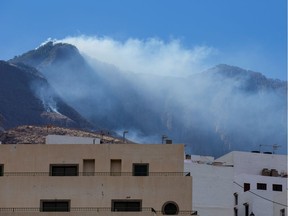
xmin=0 ymin=60 xmax=93 ymax=129
xmin=0 ymin=125 xmax=125 ymax=144
xmin=9 ymin=42 xmax=287 ymax=157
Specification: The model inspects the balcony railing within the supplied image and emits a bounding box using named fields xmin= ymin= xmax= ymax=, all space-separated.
xmin=0 ymin=207 xmax=197 ymax=215
xmin=1 ymin=172 xmax=191 ymax=177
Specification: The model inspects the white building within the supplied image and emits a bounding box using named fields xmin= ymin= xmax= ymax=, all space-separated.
xmin=185 ymin=151 xmax=288 ymax=216
xmin=184 ymin=155 xmax=234 ymax=216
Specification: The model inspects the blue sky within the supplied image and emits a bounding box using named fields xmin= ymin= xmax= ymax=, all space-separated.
xmin=1 ymin=0 xmax=287 ymax=80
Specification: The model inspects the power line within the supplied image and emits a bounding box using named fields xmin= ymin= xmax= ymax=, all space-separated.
xmin=233 ymin=181 xmax=288 ymax=207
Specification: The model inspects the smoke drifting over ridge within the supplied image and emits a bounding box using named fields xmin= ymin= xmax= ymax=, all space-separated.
xmin=60 ymin=36 xmax=217 ymax=77
xmin=11 ymin=37 xmax=287 ymax=157
xmin=56 ymin=37 xmax=286 ymax=156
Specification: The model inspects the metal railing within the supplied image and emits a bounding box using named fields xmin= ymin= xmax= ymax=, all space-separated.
xmin=0 ymin=207 xmax=197 ymax=215
xmin=1 ymin=172 xmax=191 ymax=177
xmin=0 ymin=207 xmax=151 ymax=212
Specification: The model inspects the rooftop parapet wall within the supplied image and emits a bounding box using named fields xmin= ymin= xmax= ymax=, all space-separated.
xmin=45 ymin=135 xmax=101 ymax=144
xmin=0 ymin=144 xmax=185 ymax=173
xmin=215 ymin=151 xmax=288 ymax=176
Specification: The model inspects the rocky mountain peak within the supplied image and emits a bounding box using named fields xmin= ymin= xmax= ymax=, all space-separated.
xmin=202 ymin=64 xmax=286 ymax=91
xmin=9 ymin=41 xmax=82 ymax=69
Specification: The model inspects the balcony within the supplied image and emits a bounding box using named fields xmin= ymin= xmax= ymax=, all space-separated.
xmin=0 ymin=207 xmax=197 ymax=216
xmin=1 ymin=172 xmax=191 ymax=177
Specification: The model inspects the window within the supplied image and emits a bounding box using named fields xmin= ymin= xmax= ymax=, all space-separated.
xmin=280 ymin=208 xmax=285 ymax=216
xmin=162 ymin=201 xmax=179 ymax=215
xmin=244 ymin=183 xmax=250 ymax=192
xmin=234 ymin=193 xmax=238 ymax=205
xmin=0 ymin=164 xmax=3 ymax=176
xmin=83 ymin=159 xmax=95 ymax=176
xmin=111 ymin=200 xmax=141 ymax=212
xmin=41 ymin=200 xmax=70 ymax=212
xmin=243 ymin=203 xmax=249 ymax=216
xmin=234 ymin=207 xmax=238 ymax=216
xmin=50 ymin=164 xmax=78 ymax=176
xmin=133 ymin=163 xmax=149 ymax=176
xmin=257 ymin=183 xmax=267 ymax=190
xmin=273 ymin=184 xmax=282 ymax=192
xmin=110 ymin=159 xmax=121 ymax=176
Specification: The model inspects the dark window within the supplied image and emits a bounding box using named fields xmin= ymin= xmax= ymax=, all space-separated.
xmin=50 ymin=165 xmax=78 ymax=176
xmin=257 ymin=183 xmax=267 ymax=190
xmin=133 ymin=163 xmax=149 ymax=176
xmin=112 ymin=200 xmax=141 ymax=212
xmin=162 ymin=201 xmax=179 ymax=215
xmin=280 ymin=208 xmax=285 ymax=216
xmin=234 ymin=207 xmax=238 ymax=216
xmin=244 ymin=183 xmax=250 ymax=192
xmin=243 ymin=203 xmax=249 ymax=216
xmin=234 ymin=193 xmax=238 ymax=205
xmin=41 ymin=200 xmax=70 ymax=212
xmin=273 ymin=184 xmax=282 ymax=192
xmin=0 ymin=164 xmax=3 ymax=176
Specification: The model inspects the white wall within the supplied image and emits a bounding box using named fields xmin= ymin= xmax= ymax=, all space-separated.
xmin=234 ymin=174 xmax=287 ymax=216
xmin=46 ymin=135 xmax=100 ymax=144
xmin=273 ymin=190 xmax=288 ymax=216
xmin=185 ymin=151 xmax=288 ymax=216
xmin=226 ymin=152 xmax=288 ymax=216
xmin=185 ymin=157 xmax=234 ymax=216
xmin=216 ymin=151 xmax=288 ymax=176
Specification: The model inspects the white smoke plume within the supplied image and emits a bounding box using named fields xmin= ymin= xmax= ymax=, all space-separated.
xmin=59 ymin=35 xmax=217 ymax=77
xmin=30 ymin=81 xmax=60 ymax=114
xmin=34 ymin=35 xmax=285 ymax=156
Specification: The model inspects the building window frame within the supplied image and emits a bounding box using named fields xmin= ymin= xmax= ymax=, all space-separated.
xmin=234 ymin=193 xmax=238 ymax=205
xmin=244 ymin=183 xmax=250 ymax=192
xmin=257 ymin=183 xmax=267 ymax=190
xmin=133 ymin=163 xmax=149 ymax=176
xmin=234 ymin=207 xmax=238 ymax=216
xmin=0 ymin=164 xmax=3 ymax=176
xmin=49 ymin=164 xmax=79 ymax=176
xmin=40 ymin=200 xmax=70 ymax=212
xmin=243 ymin=203 xmax=249 ymax=216
xmin=272 ymin=184 xmax=283 ymax=192
xmin=111 ymin=199 xmax=142 ymax=212
xmin=280 ymin=208 xmax=285 ymax=216
xmin=162 ymin=201 xmax=179 ymax=215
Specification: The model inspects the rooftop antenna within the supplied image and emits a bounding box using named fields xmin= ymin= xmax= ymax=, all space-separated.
xmin=123 ymin=130 xmax=128 ymax=143
xmin=259 ymin=144 xmax=281 ymax=154
xmin=161 ymin=135 xmax=168 ymax=144
xmin=272 ymin=144 xmax=281 ymax=154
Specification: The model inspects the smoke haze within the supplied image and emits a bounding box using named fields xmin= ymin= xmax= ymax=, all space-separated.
xmin=60 ymin=36 xmax=217 ymax=77
xmin=11 ymin=37 xmax=287 ymax=157
xmin=57 ymin=36 xmax=287 ymax=156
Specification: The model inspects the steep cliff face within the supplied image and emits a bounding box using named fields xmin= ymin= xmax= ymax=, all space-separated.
xmin=0 ymin=61 xmax=93 ymax=130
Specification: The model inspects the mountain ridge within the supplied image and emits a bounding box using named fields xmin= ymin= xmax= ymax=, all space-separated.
xmin=201 ymin=64 xmax=286 ymax=91
xmin=4 ymin=42 xmax=287 ymax=157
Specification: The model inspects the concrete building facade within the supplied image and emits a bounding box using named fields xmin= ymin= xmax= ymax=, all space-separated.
xmin=0 ymin=143 xmax=194 ymax=216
